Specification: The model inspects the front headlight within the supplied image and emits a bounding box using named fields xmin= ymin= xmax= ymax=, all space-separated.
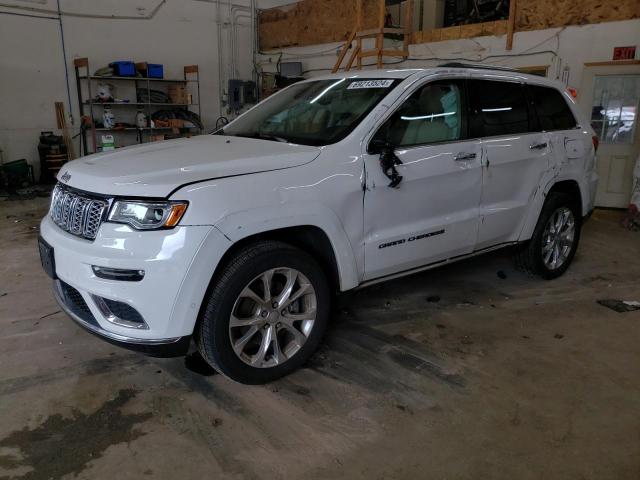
xmin=107 ymin=200 xmax=188 ymax=230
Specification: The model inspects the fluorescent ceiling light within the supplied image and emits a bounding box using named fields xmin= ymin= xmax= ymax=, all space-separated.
xmin=310 ymin=79 xmax=345 ymax=104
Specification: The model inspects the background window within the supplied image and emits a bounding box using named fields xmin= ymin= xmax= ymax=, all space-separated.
xmin=530 ymin=85 xmax=577 ymax=131
xmin=380 ymin=82 xmax=464 ymax=147
xmin=469 ymin=80 xmax=530 ymax=137
xmin=589 ymin=74 xmax=640 ymax=144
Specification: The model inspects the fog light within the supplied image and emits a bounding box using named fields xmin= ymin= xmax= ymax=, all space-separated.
xmin=91 ymin=295 xmax=148 ymax=329
xmin=92 ymin=266 xmax=144 ymax=282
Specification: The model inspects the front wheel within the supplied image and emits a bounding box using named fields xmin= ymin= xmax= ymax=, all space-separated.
xmin=515 ymin=192 xmax=582 ymax=279
xmin=195 ymin=241 xmax=330 ymax=384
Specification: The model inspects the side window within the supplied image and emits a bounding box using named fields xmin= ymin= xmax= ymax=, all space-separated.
xmin=530 ymin=85 xmax=577 ymax=131
xmin=375 ymin=81 xmax=465 ymax=148
xmin=469 ymin=80 xmax=530 ymax=137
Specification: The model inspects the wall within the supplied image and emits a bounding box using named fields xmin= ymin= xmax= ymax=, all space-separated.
xmin=259 ymin=0 xmax=640 ymax=49
xmin=3 ymin=0 xmax=638 ymax=179
xmin=258 ymin=18 xmax=640 ymax=99
xmin=0 ymin=0 xmax=264 ymax=179
xmin=516 ymin=0 xmax=640 ymax=30
xmin=259 ymin=0 xmax=382 ymax=50
xmin=420 ymin=0 xmax=444 ymax=31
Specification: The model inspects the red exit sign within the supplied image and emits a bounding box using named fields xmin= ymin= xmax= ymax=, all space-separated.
xmin=613 ymin=46 xmax=636 ymax=60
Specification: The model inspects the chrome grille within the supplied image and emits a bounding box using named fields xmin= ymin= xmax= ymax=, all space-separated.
xmin=50 ymin=184 xmax=108 ymax=240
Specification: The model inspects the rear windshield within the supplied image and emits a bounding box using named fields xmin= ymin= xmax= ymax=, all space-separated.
xmin=221 ymin=79 xmax=401 ymax=146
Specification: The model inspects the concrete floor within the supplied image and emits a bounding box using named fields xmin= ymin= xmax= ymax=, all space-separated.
xmin=1 ymin=197 xmax=639 ymax=480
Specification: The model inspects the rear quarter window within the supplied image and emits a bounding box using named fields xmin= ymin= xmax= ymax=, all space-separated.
xmin=529 ymin=85 xmax=577 ymax=131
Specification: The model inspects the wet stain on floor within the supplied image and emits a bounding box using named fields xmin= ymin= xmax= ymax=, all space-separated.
xmin=0 ymin=389 xmax=151 ymax=480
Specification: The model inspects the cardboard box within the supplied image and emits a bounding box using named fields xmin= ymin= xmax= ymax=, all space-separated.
xmin=168 ymin=85 xmax=188 ymax=104
xmin=167 ymin=119 xmax=185 ymax=128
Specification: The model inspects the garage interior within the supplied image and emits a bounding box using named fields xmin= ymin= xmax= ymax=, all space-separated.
xmin=1 ymin=0 xmax=639 ymax=479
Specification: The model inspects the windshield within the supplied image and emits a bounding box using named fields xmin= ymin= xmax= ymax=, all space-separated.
xmin=221 ymin=78 xmax=401 ymax=146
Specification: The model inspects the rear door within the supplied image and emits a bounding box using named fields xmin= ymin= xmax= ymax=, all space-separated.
xmin=528 ymin=83 xmax=587 ymax=191
xmin=362 ymin=78 xmax=483 ymax=280
xmin=469 ymin=78 xmax=552 ymax=249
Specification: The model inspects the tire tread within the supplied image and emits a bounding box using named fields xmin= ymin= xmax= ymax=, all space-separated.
xmin=513 ymin=191 xmax=581 ymax=279
xmin=195 ymin=240 xmax=328 ymax=383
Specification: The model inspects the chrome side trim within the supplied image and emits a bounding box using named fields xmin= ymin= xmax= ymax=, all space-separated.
xmin=357 ymin=241 xmax=517 ymax=289
xmin=53 ymin=281 xmax=182 ymax=345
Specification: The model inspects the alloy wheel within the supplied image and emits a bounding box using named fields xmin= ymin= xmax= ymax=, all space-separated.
xmin=541 ymin=206 xmax=575 ymax=270
xmin=229 ymin=268 xmax=317 ymax=368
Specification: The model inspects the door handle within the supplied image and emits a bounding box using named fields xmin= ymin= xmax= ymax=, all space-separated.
xmin=529 ymin=142 xmax=548 ymax=150
xmin=454 ymin=152 xmax=477 ymax=161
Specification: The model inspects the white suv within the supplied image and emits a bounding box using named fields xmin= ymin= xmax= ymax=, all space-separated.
xmin=39 ymin=64 xmax=598 ymax=383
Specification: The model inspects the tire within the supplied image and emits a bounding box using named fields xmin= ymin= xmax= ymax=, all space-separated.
xmin=515 ymin=192 xmax=582 ymax=279
xmin=195 ymin=240 xmax=330 ymax=384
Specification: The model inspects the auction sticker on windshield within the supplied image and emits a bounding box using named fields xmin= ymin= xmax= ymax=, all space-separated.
xmin=347 ymin=80 xmax=395 ymax=89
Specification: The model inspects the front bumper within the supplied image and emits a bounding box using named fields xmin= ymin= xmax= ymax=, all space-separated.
xmin=40 ymin=215 xmax=231 ymax=344
xmin=53 ymin=279 xmax=191 ymax=357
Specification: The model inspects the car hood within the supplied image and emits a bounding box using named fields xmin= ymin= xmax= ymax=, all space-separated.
xmin=58 ymin=135 xmax=321 ymax=197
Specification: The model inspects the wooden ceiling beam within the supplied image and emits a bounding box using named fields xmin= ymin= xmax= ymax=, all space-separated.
xmin=506 ymin=0 xmax=517 ymax=51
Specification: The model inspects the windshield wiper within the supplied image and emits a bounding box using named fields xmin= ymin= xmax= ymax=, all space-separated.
xmin=239 ymin=133 xmax=290 ymax=143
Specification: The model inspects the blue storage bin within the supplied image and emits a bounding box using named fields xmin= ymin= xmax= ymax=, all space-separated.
xmin=109 ymin=61 xmax=136 ymax=77
xmin=147 ymin=63 xmax=164 ymax=79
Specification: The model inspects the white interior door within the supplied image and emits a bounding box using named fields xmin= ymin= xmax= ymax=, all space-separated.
xmin=579 ymin=65 xmax=640 ymax=208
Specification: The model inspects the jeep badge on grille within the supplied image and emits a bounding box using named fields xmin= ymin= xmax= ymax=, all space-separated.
xmin=60 ymin=171 xmax=71 ymax=183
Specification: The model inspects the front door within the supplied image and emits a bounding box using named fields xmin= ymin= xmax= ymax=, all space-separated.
xmin=362 ymin=79 xmax=483 ymax=280
xmin=579 ymin=65 xmax=640 ymax=208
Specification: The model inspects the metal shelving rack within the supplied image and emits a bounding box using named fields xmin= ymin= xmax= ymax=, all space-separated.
xmin=73 ymin=58 xmax=202 ymax=155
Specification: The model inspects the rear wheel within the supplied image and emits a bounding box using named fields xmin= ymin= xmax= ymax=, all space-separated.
xmin=195 ymin=241 xmax=329 ymax=384
xmin=515 ymin=192 xmax=581 ymax=279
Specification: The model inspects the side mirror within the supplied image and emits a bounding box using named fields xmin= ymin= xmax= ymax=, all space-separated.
xmin=374 ymin=141 xmax=403 ymax=189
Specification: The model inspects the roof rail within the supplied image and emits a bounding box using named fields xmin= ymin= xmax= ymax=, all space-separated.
xmin=438 ymin=62 xmax=518 ymax=72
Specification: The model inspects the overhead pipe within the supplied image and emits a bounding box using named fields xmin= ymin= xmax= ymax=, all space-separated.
xmin=226 ymin=2 xmax=252 ymax=117
xmin=55 ymin=0 xmax=74 ymax=125
xmin=228 ymin=0 xmax=233 ymax=101
xmin=208 ymin=0 xmax=252 ymax=117
xmin=216 ymin=0 xmax=225 ymax=113
xmin=0 ymin=10 xmax=58 ymax=20
xmin=0 ymin=0 xmax=167 ymax=20
xmin=251 ymin=0 xmax=257 ymax=95
xmin=229 ymin=3 xmax=254 ymax=111
xmin=232 ymin=11 xmax=252 ymax=79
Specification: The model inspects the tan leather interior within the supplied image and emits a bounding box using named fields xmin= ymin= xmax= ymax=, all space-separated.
xmin=286 ymin=107 xmax=331 ymax=134
xmin=400 ymin=85 xmax=452 ymax=146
